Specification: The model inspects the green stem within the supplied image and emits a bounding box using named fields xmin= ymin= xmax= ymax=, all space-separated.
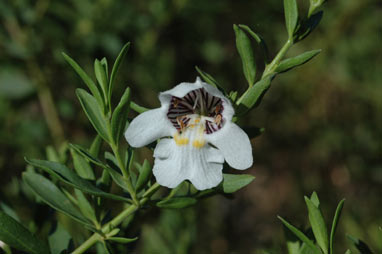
xmin=236 ymin=38 xmax=293 ymax=106
xmin=71 ymin=234 xmax=101 ymax=254
xmin=110 ymin=143 xmax=139 ymax=205
xmin=71 ymin=183 xmax=161 ymax=254
xmin=262 ymin=38 xmax=293 ymax=79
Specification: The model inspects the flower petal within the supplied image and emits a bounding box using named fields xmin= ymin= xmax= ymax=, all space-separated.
xmin=124 ymin=107 xmax=176 ymax=147
xmin=190 ymin=145 xmax=225 ymax=190
xmin=206 ymin=122 xmax=253 ymax=170
xmin=153 ymin=139 xmax=225 ymax=190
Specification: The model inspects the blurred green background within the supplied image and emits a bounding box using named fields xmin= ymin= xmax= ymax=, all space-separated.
xmin=0 ymin=0 xmax=381 ymax=253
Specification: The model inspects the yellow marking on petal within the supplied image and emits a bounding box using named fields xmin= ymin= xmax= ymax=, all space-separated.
xmin=194 ymin=118 xmax=200 ymax=123
xmin=174 ymin=134 xmax=189 ymax=146
xmin=192 ymin=140 xmax=205 ymax=148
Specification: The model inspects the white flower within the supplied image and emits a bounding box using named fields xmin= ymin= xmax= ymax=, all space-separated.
xmin=125 ymin=77 xmax=253 ymax=190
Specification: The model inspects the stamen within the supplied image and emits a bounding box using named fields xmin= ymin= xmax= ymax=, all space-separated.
xmin=176 ymin=116 xmax=186 ymax=131
xmin=173 ymin=98 xmax=179 ymax=108
xmin=215 ymin=114 xmax=222 ymax=125
xmin=193 ymin=93 xmax=199 ymax=110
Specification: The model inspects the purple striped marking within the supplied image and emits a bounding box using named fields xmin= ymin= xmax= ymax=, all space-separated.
xmin=167 ymin=88 xmax=224 ymax=134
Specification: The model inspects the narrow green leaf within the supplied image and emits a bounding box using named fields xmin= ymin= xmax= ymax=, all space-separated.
xmin=111 ymin=87 xmax=131 ymax=143
xmin=305 ymin=195 xmax=329 ymax=254
xmin=109 ymin=42 xmax=130 ymax=103
xmin=130 ymin=101 xmax=149 ymax=113
xmin=195 ymin=66 xmax=220 ymax=88
xmin=233 ymin=24 xmax=256 ymax=87
xmin=221 ymin=174 xmax=255 ymax=193
xmin=135 ymin=159 xmax=152 ymax=192
xmin=276 ymin=49 xmax=321 ymax=73
xmin=238 ymin=24 xmax=270 ymax=63
xmin=278 ymin=216 xmax=321 ymax=254
xmin=229 ymin=91 xmax=238 ymax=102
xmin=157 ymin=197 xmax=197 ymax=209
xmin=104 ymin=153 xmax=130 ymax=192
xmin=75 ymin=189 xmax=97 ymax=223
xmin=76 ymin=88 xmax=110 ymax=142
xmin=284 ymin=0 xmax=298 ymax=38
xmin=22 ymin=172 xmax=92 ymax=227
xmin=48 ymin=223 xmax=72 ymax=254
xmin=70 ymin=148 xmax=95 ymax=180
xmin=330 ymin=199 xmax=345 ymax=254
xmin=108 ymin=237 xmax=138 ymax=244
xmin=70 ymin=143 xmax=105 ymax=167
xmin=25 ymin=158 xmax=130 ymax=202
xmin=0 ymin=211 xmax=50 ymax=254
xmin=127 ymin=147 xmax=137 ymax=185
xmin=94 ymin=59 xmax=108 ymax=102
xmin=236 ymin=74 xmax=274 ymax=114
xmin=89 ymin=135 xmax=103 ymax=157
xmin=98 ymin=169 xmax=111 ymax=187
xmin=310 ymin=191 xmax=320 ymax=207
xmin=62 ymin=52 xmax=104 ymax=106
xmin=101 ymin=57 xmax=109 ymax=79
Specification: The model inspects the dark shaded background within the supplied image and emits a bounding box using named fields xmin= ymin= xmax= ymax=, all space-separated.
xmin=0 ymin=0 xmax=381 ymax=253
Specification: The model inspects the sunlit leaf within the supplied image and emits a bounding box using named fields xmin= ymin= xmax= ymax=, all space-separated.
xmin=70 ymin=143 xmax=105 ymax=167
xmin=330 ymin=199 xmax=345 ymax=254
xmin=135 ymin=159 xmax=152 ymax=192
xmin=234 ymin=24 xmax=256 ymax=87
xmin=108 ymin=237 xmax=138 ymax=244
xmin=76 ymin=88 xmax=110 ymax=142
xmin=238 ymin=25 xmax=270 ymax=63
xmin=284 ymin=0 xmax=298 ymax=38
xmin=62 ymin=52 xmax=104 ymax=106
xmin=109 ymin=42 xmax=130 ymax=103
xmin=70 ymin=148 xmax=95 ymax=180
xmin=75 ymin=189 xmax=97 ymax=223
xmin=94 ymin=58 xmax=108 ymax=102
xmin=276 ymin=49 xmax=321 ymax=73
xmin=305 ymin=195 xmax=329 ymax=254
xmin=236 ymin=74 xmax=274 ymax=115
xmin=195 ymin=66 xmax=226 ymax=95
xmin=278 ymin=216 xmax=321 ymax=254
xmin=89 ymin=135 xmax=103 ymax=158
xmin=111 ymin=87 xmax=131 ymax=143
xmin=221 ymin=174 xmax=255 ymax=193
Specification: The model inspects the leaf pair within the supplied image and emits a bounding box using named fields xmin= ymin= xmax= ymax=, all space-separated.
xmin=279 ymin=192 xmax=345 ymax=254
xmin=63 ymin=42 xmax=130 ymax=112
xmin=76 ymin=86 xmax=131 ymax=145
